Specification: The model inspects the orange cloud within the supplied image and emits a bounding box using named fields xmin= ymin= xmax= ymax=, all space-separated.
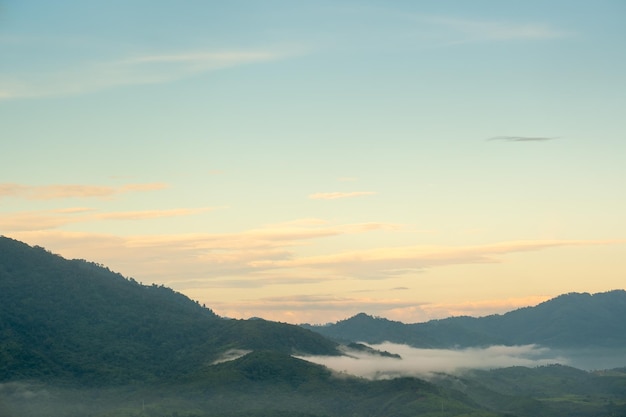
xmin=97 ymin=207 xmax=215 ymax=220
xmin=0 ymin=206 xmax=216 ymax=232
xmin=11 ymin=224 xmax=621 ymax=291
xmin=250 ymin=240 xmax=620 ymax=277
xmin=6 ymin=221 xmax=401 ymax=281
xmin=209 ymin=293 xmax=557 ymax=324
xmin=309 ymin=191 xmax=376 ymax=200
xmin=0 ymin=182 xmax=167 ymax=200
xmin=8 ymin=227 xmax=624 ymax=324
xmin=385 ymin=295 xmax=553 ymax=323
xmin=0 ymin=211 xmax=75 ymax=232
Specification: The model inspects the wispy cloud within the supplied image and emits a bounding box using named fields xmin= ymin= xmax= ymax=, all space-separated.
xmin=97 ymin=207 xmax=215 ymax=221
xmin=4 ymin=221 xmax=398 ymax=282
xmin=210 ymin=293 xmax=425 ymax=324
xmin=207 ymin=292 xmax=554 ymax=324
xmin=0 ymin=182 xmax=167 ymax=200
xmin=8 ymin=227 xmax=620 ymax=289
xmin=309 ymin=191 xmax=376 ymax=200
xmin=418 ymin=16 xmax=569 ymax=46
xmin=121 ymin=51 xmax=277 ymax=67
xmin=488 ymin=136 xmax=559 ymax=142
xmin=299 ymin=343 xmax=567 ymax=379
xmin=218 ymin=293 xmax=421 ymax=312
xmin=250 ymin=240 xmax=619 ymax=278
xmin=7 ymin=226 xmax=623 ymax=323
xmin=0 ymin=206 xmax=215 ymax=232
xmin=385 ymin=295 xmax=552 ymax=323
xmin=436 ymin=17 xmax=566 ymax=40
xmin=0 ymin=210 xmax=82 ymax=232
xmin=0 ymin=48 xmax=290 ymax=100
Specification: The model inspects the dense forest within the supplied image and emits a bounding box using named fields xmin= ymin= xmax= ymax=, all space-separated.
xmin=1 ymin=236 xmax=625 ymax=417
xmin=0 ymin=236 xmax=338 ymax=384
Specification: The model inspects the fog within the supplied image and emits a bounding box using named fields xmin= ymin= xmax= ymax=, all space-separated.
xmin=211 ymin=348 xmax=252 ymax=364
xmin=299 ymin=343 xmax=569 ymax=379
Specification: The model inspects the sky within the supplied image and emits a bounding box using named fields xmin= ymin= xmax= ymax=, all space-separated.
xmin=1 ymin=1 xmax=625 ymax=324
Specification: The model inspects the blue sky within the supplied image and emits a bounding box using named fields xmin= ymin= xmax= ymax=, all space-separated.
xmin=1 ymin=1 xmax=625 ymax=323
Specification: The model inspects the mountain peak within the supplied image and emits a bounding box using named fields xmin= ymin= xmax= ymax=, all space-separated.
xmin=0 ymin=237 xmax=339 ymax=383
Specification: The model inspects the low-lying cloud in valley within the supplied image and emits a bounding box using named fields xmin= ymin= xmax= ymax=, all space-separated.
xmin=299 ymin=343 xmax=567 ymax=379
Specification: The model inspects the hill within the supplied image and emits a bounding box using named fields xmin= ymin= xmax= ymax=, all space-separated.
xmin=0 ymin=236 xmax=339 ymax=384
xmin=1 ymin=236 xmax=625 ymax=417
xmin=433 ymin=365 xmax=626 ymax=417
xmin=0 ymin=236 xmax=509 ymax=416
xmin=302 ymin=290 xmax=626 ymax=349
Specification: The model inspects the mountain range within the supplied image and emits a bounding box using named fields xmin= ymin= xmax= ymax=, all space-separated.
xmin=1 ymin=235 xmax=625 ymax=417
xmin=0 ymin=236 xmax=338 ymax=384
xmin=302 ymin=289 xmax=626 ymax=349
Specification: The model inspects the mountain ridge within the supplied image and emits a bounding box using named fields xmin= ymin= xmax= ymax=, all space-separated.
xmin=301 ymin=289 xmax=626 ymax=348
xmin=1 ymin=236 xmax=626 ymax=417
xmin=0 ymin=236 xmax=339 ymax=384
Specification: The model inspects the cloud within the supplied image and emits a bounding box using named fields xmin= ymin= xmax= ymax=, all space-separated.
xmin=299 ymin=343 xmax=568 ymax=379
xmin=309 ymin=191 xmax=376 ymax=200
xmin=54 ymin=207 xmax=96 ymax=214
xmin=207 ymin=291 xmax=556 ymax=324
xmin=420 ymin=16 xmax=569 ymax=45
xmin=0 ymin=48 xmax=290 ymax=100
xmin=384 ymin=295 xmax=552 ymax=323
xmin=249 ymin=239 xmax=616 ymax=278
xmin=121 ymin=51 xmax=278 ymax=67
xmin=8 ymin=225 xmax=620 ymax=292
xmin=7 ymin=226 xmax=623 ymax=324
xmin=215 ymin=294 xmax=422 ymax=312
xmin=0 ymin=206 xmax=216 ymax=232
xmin=6 ymin=220 xmax=400 ymax=281
xmin=211 ymin=349 xmax=252 ymax=365
xmin=205 ymin=291 xmax=556 ymax=324
xmin=210 ymin=293 xmax=433 ymax=324
xmin=0 ymin=182 xmax=167 ymax=200
xmin=488 ymin=136 xmax=559 ymax=142
xmin=207 ymin=292 xmax=427 ymax=324
xmin=96 ymin=207 xmax=215 ymax=221
xmin=0 ymin=211 xmax=79 ymax=232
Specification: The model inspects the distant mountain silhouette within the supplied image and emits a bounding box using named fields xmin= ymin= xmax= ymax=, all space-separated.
xmin=0 ymin=236 xmax=338 ymax=383
xmin=302 ymin=290 xmax=626 ymax=348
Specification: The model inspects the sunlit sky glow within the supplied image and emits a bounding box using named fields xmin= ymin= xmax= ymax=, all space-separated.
xmin=2 ymin=1 xmax=625 ymax=324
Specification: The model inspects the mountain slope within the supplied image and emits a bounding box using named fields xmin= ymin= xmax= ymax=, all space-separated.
xmin=303 ymin=290 xmax=626 ymax=348
xmin=0 ymin=236 xmax=339 ymax=383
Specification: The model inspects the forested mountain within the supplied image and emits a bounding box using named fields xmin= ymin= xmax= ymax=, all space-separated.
xmin=0 ymin=236 xmax=338 ymax=384
xmin=1 ymin=236 xmax=625 ymax=417
xmin=0 ymin=236 xmax=506 ymax=416
xmin=434 ymin=365 xmax=626 ymax=417
xmin=303 ymin=290 xmax=626 ymax=348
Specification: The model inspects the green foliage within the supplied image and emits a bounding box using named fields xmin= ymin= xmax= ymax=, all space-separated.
xmin=433 ymin=365 xmax=626 ymax=417
xmin=2 ymin=236 xmax=625 ymax=417
xmin=0 ymin=236 xmax=338 ymax=385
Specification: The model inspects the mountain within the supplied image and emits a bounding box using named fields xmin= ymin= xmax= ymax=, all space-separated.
xmin=302 ymin=290 xmax=626 ymax=349
xmin=1 ymin=236 xmax=625 ymax=417
xmin=0 ymin=236 xmax=509 ymax=417
xmin=0 ymin=236 xmax=339 ymax=384
xmin=1 ymin=350 xmax=498 ymax=417
xmin=433 ymin=365 xmax=626 ymax=417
